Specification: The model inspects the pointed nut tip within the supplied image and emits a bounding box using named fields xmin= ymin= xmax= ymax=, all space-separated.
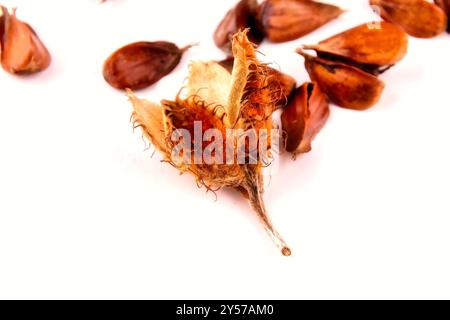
xmin=282 ymin=247 xmax=292 ymax=257
xmin=295 ymin=48 xmax=309 ymax=59
xmin=180 ymin=43 xmax=199 ymax=53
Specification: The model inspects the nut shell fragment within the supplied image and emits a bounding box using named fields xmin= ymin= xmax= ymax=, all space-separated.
xmin=298 ymin=49 xmax=385 ymax=110
xmin=0 ymin=7 xmax=51 ymax=74
xmin=281 ymin=82 xmax=330 ymax=155
xmin=103 ymin=41 xmax=191 ymax=90
xmin=303 ymin=21 xmax=408 ymax=75
xmin=370 ymin=0 xmax=447 ymax=38
xmin=257 ymin=0 xmax=343 ymax=43
xmin=214 ymin=0 xmax=263 ymax=53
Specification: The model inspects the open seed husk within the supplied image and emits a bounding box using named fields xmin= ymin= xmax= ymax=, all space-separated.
xmin=128 ymin=31 xmax=291 ymax=256
xmin=370 ymin=0 xmax=447 ymax=38
xmin=297 ymin=49 xmax=385 ymax=110
xmin=302 ymin=21 xmax=408 ymax=75
xmin=281 ymin=82 xmax=330 ymax=155
xmin=257 ymin=0 xmax=344 ymax=43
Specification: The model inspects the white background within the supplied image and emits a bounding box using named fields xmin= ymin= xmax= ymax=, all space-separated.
xmin=0 ymin=0 xmax=449 ymax=299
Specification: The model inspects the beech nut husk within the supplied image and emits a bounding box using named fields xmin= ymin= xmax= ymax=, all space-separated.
xmin=281 ymin=82 xmax=330 ymax=155
xmin=0 ymin=6 xmax=51 ymax=74
xmin=128 ymin=31 xmax=292 ymax=256
xmin=103 ymin=41 xmax=193 ymax=90
xmin=435 ymin=0 xmax=450 ymax=32
xmin=370 ymin=0 xmax=447 ymax=38
xmin=297 ymin=49 xmax=385 ymax=110
xmin=218 ymin=57 xmax=296 ymax=109
xmin=214 ymin=0 xmax=263 ymax=53
xmin=257 ymin=0 xmax=344 ymax=43
xmin=302 ymin=21 xmax=408 ymax=76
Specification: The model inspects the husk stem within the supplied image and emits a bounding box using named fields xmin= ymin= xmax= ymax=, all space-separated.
xmin=243 ymin=166 xmax=291 ymax=256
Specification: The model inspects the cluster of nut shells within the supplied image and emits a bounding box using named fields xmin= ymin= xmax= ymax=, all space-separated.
xmin=297 ymin=21 xmax=408 ymax=110
xmin=214 ymin=0 xmax=344 ymax=51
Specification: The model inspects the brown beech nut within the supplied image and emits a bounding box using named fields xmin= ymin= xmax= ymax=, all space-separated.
xmin=103 ymin=41 xmax=192 ymax=90
xmin=370 ymin=0 xmax=447 ymax=38
xmin=297 ymin=49 xmax=385 ymax=110
xmin=257 ymin=0 xmax=343 ymax=43
xmin=218 ymin=57 xmax=296 ymax=109
xmin=214 ymin=0 xmax=264 ymax=53
xmin=435 ymin=0 xmax=450 ymax=32
xmin=302 ymin=21 xmax=408 ymax=76
xmin=281 ymin=82 xmax=330 ymax=155
xmin=0 ymin=7 xmax=51 ymax=74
